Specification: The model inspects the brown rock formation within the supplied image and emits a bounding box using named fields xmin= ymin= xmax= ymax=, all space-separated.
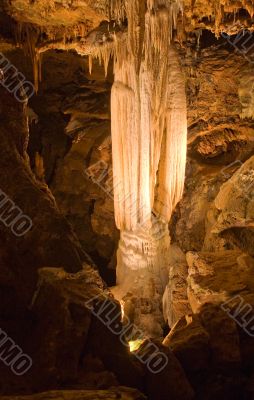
xmin=0 ymin=387 xmax=146 ymax=400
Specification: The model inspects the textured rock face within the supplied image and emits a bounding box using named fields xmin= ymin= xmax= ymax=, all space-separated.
xmin=3 ymin=0 xmax=108 ymax=28
xmin=21 ymin=50 xmax=118 ymax=276
xmin=47 ymin=56 xmax=118 ymax=272
xmin=186 ymin=250 xmax=254 ymax=312
xmin=28 ymin=267 xmax=100 ymax=388
xmin=163 ymin=305 xmax=248 ymax=399
xmin=162 ymin=245 xmax=191 ymax=328
xmin=170 ymin=41 xmax=254 ymax=251
xmin=163 ymin=247 xmax=254 ymax=398
xmin=26 ymin=266 xmax=144 ymax=392
xmin=163 ymin=314 xmax=210 ymax=372
xmin=136 ymin=339 xmax=194 ymax=400
xmin=0 ymin=76 xmax=135 ymax=395
xmin=239 ymin=64 xmax=254 ymax=119
xmin=160 ymin=37 xmax=254 ymax=400
xmin=113 ymin=224 xmax=170 ymax=339
xmin=182 ymin=0 xmax=254 ymax=34
xmin=211 ymin=155 xmax=254 ymax=252
xmin=0 ymin=387 xmax=147 ymax=400
xmin=0 ymin=81 xmax=86 ymax=315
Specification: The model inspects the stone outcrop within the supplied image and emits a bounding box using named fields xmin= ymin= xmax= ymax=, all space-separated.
xmin=186 ymin=250 xmax=254 ymax=313
xmin=136 ymin=339 xmax=194 ymax=400
xmin=209 ymin=155 xmax=254 ymax=256
xmin=16 ymin=50 xmax=118 ymax=276
xmin=0 ymin=387 xmax=146 ymax=400
xmin=163 ymin=314 xmax=210 ymax=373
xmin=0 ymin=79 xmax=88 ymax=345
xmin=163 ymin=304 xmax=249 ymax=399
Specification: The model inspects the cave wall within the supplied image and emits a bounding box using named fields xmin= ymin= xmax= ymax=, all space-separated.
xmin=26 ymin=50 xmax=118 ymax=281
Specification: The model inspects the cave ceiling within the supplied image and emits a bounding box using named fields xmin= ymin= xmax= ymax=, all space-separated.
xmin=0 ymin=1 xmax=254 ymax=57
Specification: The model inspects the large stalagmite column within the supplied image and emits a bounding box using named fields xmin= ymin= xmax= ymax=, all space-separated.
xmin=110 ymin=0 xmax=187 ymax=338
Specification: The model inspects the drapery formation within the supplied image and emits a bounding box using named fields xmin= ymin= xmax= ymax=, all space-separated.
xmin=111 ymin=0 xmax=187 ymax=232
xmin=109 ymin=0 xmax=187 ymax=337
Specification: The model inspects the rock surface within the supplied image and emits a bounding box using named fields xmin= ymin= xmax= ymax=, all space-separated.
xmin=163 ymin=304 xmax=250 ymax=399
xmin=162 ymin=245 xmax=191 ymax=328
xmin=0 ymin=81 xmax=137 ymax=395
xmin=136 ymin=340 xmax=194 ymax=400
xmin=163 ymin=314 xmax=210 ymax=373
xmin=186 ymin=250 xmax=254 ymax=312
xmin=0 ymin=387 xmax=146 ymax=400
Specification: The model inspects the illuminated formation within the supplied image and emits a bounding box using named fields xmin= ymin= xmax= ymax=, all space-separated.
xmin=110 ymin=0 xmax=187 ymax=338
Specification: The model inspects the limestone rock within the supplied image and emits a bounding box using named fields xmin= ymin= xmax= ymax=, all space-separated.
xmin=163 ymin=314 xmax=210 ymax=373
xmin=171 ymin=45 xmax=254 ymax=255
xmin=205 ymin=155 xmax=254 ymax=257
xmin=0 ymin=387 xmax=146 ymax=400
xmin=136 ymin=340 xmax=194 ymax=400
xmin=186 ymin=250 xmax=254 ymax=312
xmin=22 ymin=266 xmax=143 ymax=392
xmin=0 ymin=83 xmax=94 ymax=393
xmin=28 ymin=266 xmax=101 ymax=387
xmin=237 ymin=322 xmax=254 ymax=371
xmin=199 ymin=304 xmax=241 ymax=370
xmin=171 ymin=166 xmax=223 ymax=252
xmin=162 ymin=245 xmax=191 ymax=328
xmin=112 ymin=225 xmax=171 ymax=339
xmin=213 ymin=155 xmax=254 ymax=235
xmin=4 ymin=0 xmax=108 ymax=29
xmin=163 ymin=307 xmax=244 ymax=398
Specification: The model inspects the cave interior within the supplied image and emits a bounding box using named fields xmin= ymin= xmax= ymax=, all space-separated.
xmin=0 ymin=1 xmax=254 ymax=399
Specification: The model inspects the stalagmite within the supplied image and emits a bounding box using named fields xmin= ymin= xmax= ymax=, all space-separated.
xmin=109 ymin=0 xmax=187 ymax=339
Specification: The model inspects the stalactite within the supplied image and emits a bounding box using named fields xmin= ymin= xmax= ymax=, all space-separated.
xmin=214 ymin=0 xmax=223 ymax=37
xmin=14 ymin=22 xmax=42 ymax=92
xmin=110 ymin=0 xmax=186 ymax=231
xmin=13 ymin=21 xmax=90 ymax=91
xmin=91 ymin=41 xmax=115 ymax=76
xmin=110 ymin=0 xmax=126 ymax=22
xmin=154 ymin=45 xmax=187 ymax=222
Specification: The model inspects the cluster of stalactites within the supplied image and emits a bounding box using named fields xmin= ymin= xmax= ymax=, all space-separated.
xmin=109 ymin=0 xmax=126 ymax=22
xmin=110 ymin=0 xmax=187 ymax=231
xmin=88 ymin=39 xmax=116 ymax=76
xmin=13 ymin=21 xmax=90 ymax=92
xmin=14 ymin=22 xmax=42 ymax=93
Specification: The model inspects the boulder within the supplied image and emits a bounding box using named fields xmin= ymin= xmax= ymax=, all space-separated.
xmin=29 ymin=266 xmax=143 ymax=391
xmin=135 ymin=339 xmax=194 ymax=400
xmin=199 ymin=304 xmax=241 ymax=370
xmin=186 ymin=250 xmax=254 ymax=312
xmin=163 ymin=314 xmax=210 ymax=373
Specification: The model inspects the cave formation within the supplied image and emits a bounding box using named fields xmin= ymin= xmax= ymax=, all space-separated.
xmin=0 ymin=1 xmax=254 ymax=400
xmin=110 ymin=1 xmax=187 ymax=339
